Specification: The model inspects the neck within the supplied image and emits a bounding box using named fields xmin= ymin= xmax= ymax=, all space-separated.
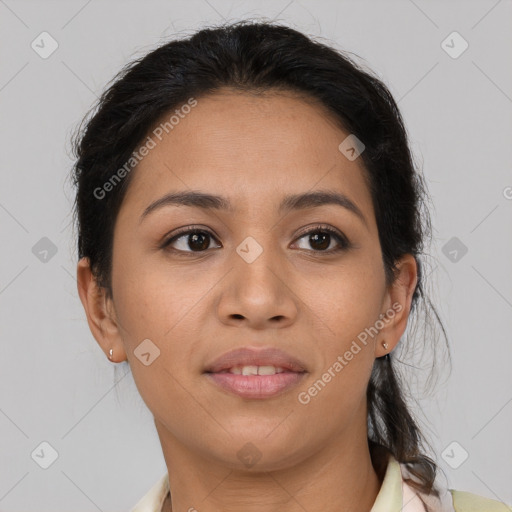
xmin=155 ymin=422 xmax=383 ymax=512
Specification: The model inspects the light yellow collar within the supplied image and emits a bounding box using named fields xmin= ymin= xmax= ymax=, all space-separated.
xmin=131 ymin=471 xmax=170 ymax=512
xmin=370 ymin=454 xmax=403 ymax=511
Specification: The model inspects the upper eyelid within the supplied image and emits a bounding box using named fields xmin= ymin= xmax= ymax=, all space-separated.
xmin=164 ymin=224 xmax=348 ymax=248
xmin=294 ymin=224 xmax=344 ymax=238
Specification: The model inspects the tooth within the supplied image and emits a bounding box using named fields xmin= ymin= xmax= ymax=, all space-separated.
xmin=258 ymin=365 xmax=277 ymax=375
xmin=227 ymin=365 xmax=287 ymax=375
xmin=241 ymin=365 xmax=259 ymax=376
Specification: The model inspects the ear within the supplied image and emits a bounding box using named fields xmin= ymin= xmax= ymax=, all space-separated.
xmin=375 ymin=253 xmax=418 ymax=358
xmin=76 ymin=257 xmax=127 ymax=363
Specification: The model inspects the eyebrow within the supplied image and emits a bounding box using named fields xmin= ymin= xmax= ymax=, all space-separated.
xmin=139 ymin=189 xmax=368 ymax=228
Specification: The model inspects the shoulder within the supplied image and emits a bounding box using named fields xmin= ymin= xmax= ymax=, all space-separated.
xmin=450 ymin=489 xmax=512 ymax=512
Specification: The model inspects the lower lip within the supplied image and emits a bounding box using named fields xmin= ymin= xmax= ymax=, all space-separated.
xmin=205 ymin=371 xmax=306 ymax=399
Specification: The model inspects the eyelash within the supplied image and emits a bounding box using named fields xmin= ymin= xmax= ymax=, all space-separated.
xmin=160 ymin=224 xmax=351 ymax=256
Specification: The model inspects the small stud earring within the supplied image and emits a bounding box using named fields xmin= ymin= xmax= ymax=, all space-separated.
xmin=382 ymin=342 xmax=389 ymax=350
xmin=108 ymin=348 xmax=114 ymax=361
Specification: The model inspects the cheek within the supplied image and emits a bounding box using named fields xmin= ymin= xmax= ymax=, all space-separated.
xmin=111 ymin=251 xmax=214 ymax=385
xmin=308 ymin=255 xmax=386 ymax=340
xmin=111 ymin=263 xmax=206 ymax=419
xmin=301 ymin=252 xmax=385 ymax=407
xmin=112 ymin=246 xmax=189 ymax=341
xmin=298 ymin=268 xmax=382 ymax=410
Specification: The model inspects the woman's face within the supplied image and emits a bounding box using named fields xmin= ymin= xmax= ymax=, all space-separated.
xmin=79 ymin=89 xmax=416 ymax=471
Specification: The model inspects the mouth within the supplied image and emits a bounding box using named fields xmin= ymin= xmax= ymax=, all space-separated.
xmin=204 ymin=347 xmax=308 ymax=399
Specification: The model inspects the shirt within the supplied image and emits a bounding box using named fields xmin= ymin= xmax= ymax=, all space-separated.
xmin=131 ymin=455 xmax=510 ymax=511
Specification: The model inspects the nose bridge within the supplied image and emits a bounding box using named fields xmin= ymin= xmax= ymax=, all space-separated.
xmin=234 ymin=231 xmax=282 ymax=293
xmin=230 ymin=207 xmax=278 ymax=268
xmin=216 ymin=228 xmax=298 ymax=327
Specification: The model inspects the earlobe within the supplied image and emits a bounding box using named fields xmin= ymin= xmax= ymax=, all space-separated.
xmin=375 ymin=254 xmax=418 ymax=358
xmin=76 ymin=257 xmax=126 ymax=362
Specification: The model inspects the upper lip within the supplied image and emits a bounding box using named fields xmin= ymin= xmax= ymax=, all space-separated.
xmin=204 ymin=347 xmax=308 ymax=373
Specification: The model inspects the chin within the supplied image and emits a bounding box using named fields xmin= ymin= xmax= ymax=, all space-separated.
xmin=204 ymin=427 xmax=310 ymax=472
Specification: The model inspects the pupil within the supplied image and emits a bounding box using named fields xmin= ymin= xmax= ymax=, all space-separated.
xmin=189 ymin=233 xmax=209 ymax=251
xmin=311 ymin=232 xmax=329 ymax=250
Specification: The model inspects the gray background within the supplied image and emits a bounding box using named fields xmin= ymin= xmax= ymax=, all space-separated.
xmin=1 ymin=0 xmax=511 ymax=510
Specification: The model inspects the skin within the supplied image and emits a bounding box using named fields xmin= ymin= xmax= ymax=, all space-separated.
xmin=77 ymin=89 xmax=417 ymax=512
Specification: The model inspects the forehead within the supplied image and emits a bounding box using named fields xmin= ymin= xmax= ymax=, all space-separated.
xmin=118 ymin=90 xmax=375 ymax=224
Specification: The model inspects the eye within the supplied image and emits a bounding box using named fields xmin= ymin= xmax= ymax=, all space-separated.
xmin=161 ymin=224 xmax=351 ymax=255
xmin=161 ymin=226 xmax=221 ymax=254
xmin=292 ymin=224 xmax=351 ymax=253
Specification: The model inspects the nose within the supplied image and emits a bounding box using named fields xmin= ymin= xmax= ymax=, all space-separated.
xmin=216 ymin=239 xmax=299 ymax=330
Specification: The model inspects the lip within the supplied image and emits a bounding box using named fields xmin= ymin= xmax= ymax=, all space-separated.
xmin=204 ymin=347 xmax=308 ymax=399
xmin=206 ymin=372 xmax=306 ymax=399
xmin=204 ymin=347 xmax=308 ymax=374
